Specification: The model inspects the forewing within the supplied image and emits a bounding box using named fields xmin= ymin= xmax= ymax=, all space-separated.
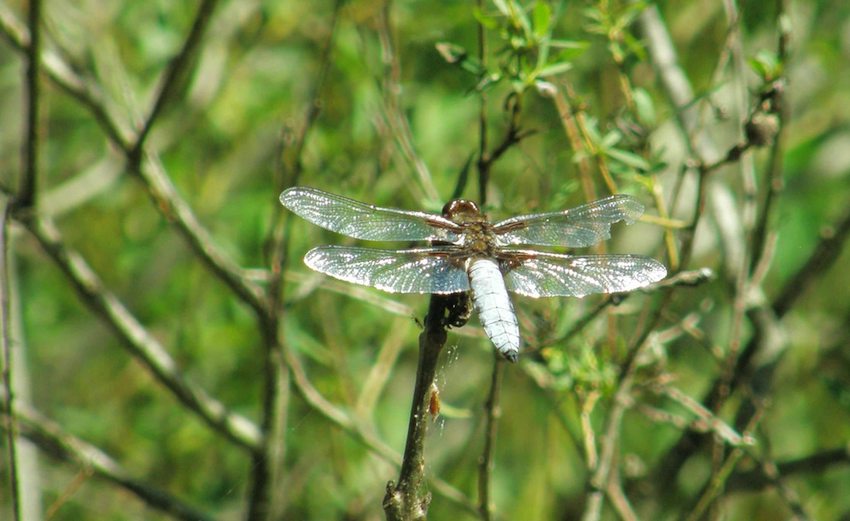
xmin=493 ymin=194 xmax=645 ymax=247
xmin=304 ymin=246 xmax=470 ymax=294
xmin=280 ymin=186 xmax=462 ymax=242
xmin=501 ymin=250 xmax=667 ymax=298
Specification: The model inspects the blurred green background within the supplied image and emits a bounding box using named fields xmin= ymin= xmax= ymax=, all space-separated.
xmin=1 ymin=0 xmax=850 ymax=519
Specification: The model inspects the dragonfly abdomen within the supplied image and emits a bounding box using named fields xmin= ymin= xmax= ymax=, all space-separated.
xmin=468 ymin=258 xmax=520 ymax=362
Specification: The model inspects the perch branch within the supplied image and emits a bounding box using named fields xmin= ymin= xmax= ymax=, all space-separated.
xmin=383 ymin=295 xmax=453 ymax=521
xmin=283 ymin=336 xmax=475 ymax=513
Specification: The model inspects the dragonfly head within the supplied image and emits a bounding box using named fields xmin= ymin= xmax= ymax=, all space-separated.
xmin=442 ymin=199 xmax=483 ymax=224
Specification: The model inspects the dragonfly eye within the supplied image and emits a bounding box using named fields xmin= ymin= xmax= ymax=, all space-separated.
xmin=442 ymin=199 xmax=481 ymax=222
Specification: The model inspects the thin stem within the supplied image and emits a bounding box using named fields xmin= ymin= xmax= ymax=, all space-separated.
xmin=0 ymin=4 xmax=267 ymax=318
xmin=131 ymin=0 xmax=219 ymax=156
xmin=477 ymin=354 xmax=504 ymax=520
xmin=248 ymin=1 xmax=345 ymax=517
xmin=581 ymin=291 xmax=672 ymax=521
xmin=377 ymin=2 xmax=439 ymax=202
xmin=727 ymin=447 xmax=850 ymax=492
xmin=17 ymin=0 xmax=41 ymax=208
xmin=749 ymin=13 xmax=790 ymax=275
xmin=0 ymin=3 xmax=131 ymax=147
xmin=477 ymin=0 xmax=489 ymax=205
xmin=384 ymin=295 xmax=452 ymax=521
xmin=136 ymin=157 xmax=268 ymax=315
xmin=543 ymin=83 xmax=599 ymax=200
xmin=281 ymin=304 xmax=476 ymax=513
xmin=1 ymin=200 xmax=21 ymax=520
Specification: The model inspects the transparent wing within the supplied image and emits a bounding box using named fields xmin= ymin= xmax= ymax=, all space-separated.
xmin=500 ymin=250 xmax=667 ymax=298
xmin=304 ymin=245 xmax=470 ymax=294
xmin=492 ymin=194 xmax=645 ymax=247
xmin=280 ymin=186 xmax=462 ymax=242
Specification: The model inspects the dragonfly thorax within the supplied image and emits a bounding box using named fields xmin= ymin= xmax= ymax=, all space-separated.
xmin=443 ymin=199 xmax=497 ymax=254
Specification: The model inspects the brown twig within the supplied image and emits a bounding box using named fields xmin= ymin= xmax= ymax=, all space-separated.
xmin=383 ymin=295 xmax=453 ymax=521
xmin=539 ymin=82 xmax=601 ymax=199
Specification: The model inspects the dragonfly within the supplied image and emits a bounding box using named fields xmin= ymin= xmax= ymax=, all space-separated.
xmin=280 ymin=186 xmax=667 ymax=362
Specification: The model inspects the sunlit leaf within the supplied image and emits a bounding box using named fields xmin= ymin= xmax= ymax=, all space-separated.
xmin=605 ymin=147 xmax=651 ymax=171
xmin=633 ymin=87 xmax=656 ymax=126
xmin=532 ymin=1 xmax=551 ymax=39
xmin=536 ymin=61 xmax=573 ymax=79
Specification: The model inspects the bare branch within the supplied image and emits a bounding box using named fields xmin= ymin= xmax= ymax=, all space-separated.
xmin=773 ymin=206 xmax=850 ymax=317
xmin=0 ymin=3 xmax=131 ymax=147
xmin=1 ymin=200 xmax=21 ymax=520
xmin=16 ymin=0 xmax=41 ymax=209
xmin=21 ymin=215 xmax=261 ymax=452
xmin=134 ymin=156 xmax=269 ymax=319
xmin=1 ymin=3 xmax=268 ymax=320
xmin=131 ymin=0 xmax=219 ymax=154
xmin=283 ymin=331 xmax=476 ymax=514
xmin=727 ymin=447 xmax=850 ymax=493
xmin=7 ymin=403 xmax=213 ymax=521
xmin=384 ymin=295 xmax=454 ymax=521
xmin=477 ymin=354 xmax=505 ymax=520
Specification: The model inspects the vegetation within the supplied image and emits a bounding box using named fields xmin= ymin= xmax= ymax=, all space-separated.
xmin=1 ymin=0 xmax=849 ymax=519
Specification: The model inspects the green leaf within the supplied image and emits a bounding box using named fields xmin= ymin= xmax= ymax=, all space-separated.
xmin=749 ymin=50 xmax=783 ymax=81
xmin=536 ymin=61 xmax=573 ymax=79
xmin=473 ymin=7 xmax=499 ymax=29
xmin=533 ymin=1 xmax=551 ymax=39
xmin=548 ymin=38 xmax=590 ymax=50
xmin=619 ymin=1 xmax=648 ymax=26
xmin=491 ymin=0 xmax=510 ymax=17
xmin=435 ymin=42 xmax=467 ymax=64
xmin=511 ymin=0 xmax=533 ymax=39
xmin=599 ymin=129 xmax=622 ymax=149
xmin=605 ymin=147 xmax=651 ymax=171
xmin=632 ymin=87 xmax=656 ymax=126
xmin=435 ymin=42 xmax=486 ymax=75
